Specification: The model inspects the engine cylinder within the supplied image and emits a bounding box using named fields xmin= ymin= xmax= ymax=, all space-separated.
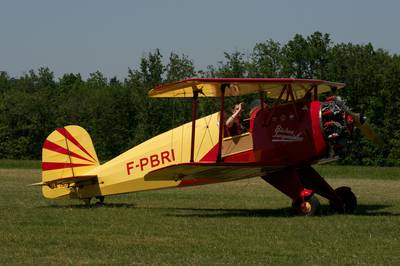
xmin=320 ymin=96 xmax=354 ymax=156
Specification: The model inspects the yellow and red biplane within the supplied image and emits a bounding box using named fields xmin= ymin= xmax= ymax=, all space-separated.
xmin=32 ymin=78 xmax=381 ymax=215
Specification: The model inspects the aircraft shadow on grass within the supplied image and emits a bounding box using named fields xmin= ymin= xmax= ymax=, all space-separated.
xmin=39 ymin=203 xmax=399 ymax=217
xmin=41 ymin=202 xmax=137 ymax=209
xmin=164 ymin=204 xmax=399 ymax=218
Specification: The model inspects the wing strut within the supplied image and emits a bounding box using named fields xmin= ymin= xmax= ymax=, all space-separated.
xmin=264 ymin=85 xmax=287 ymax=126
xmin=313 ymin=85 xmax=318 ymax=100
xmin=287 ymin=85 xmax=299 ymax=120
xmin=190 ymin=89 xmax=199 ymax=162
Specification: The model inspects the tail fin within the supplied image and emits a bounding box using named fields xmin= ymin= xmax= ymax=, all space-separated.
xmin=41 ymin=125 xmax=100 ymax=199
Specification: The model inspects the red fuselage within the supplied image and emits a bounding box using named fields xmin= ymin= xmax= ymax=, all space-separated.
xmin=223 ymin=101 xmax=328 ymax=167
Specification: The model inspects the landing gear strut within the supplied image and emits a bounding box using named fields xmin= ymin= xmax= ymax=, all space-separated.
xmin=263 ymin=167 xmax=357 ymax=216
xmin=262 ymin=170 xmax=322 ymax=216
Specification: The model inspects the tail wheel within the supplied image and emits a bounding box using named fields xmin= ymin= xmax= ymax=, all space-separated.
xmin=330 ymin=186 xmax=357 ymax=214
xmin=292 ymin=195 xmax=320 ymax=216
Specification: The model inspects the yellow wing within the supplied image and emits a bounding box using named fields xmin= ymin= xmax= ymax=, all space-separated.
xmin=144 ymin=162 xmax=280 ymax=185
xmin=149 ymin=78 xmax=345 ymax=98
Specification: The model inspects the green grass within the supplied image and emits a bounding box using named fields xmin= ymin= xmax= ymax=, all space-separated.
xmin=1 ymin=166 xmax=399 ymax=265
xmin=315 ymin=165 xmax=400 ymax=180
xmin=0 ymin=159 xmax=40 ymax=169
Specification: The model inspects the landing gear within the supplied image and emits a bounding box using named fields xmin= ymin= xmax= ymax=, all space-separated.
xmin=263 ymin=167 xmax=356 ymax=216
xmin=330 ymin=186 xmax=357 ymax=214
xmin=95 ymin=196 xmax=105 ymax=206
xmin=81 ymin=196 xmax=105 ymax=206
xmin=292 ymin=195 xmax=320 ymax=216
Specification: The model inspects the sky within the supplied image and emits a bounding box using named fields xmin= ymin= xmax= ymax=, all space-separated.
xmin=1 ymin=0 xmax=399 ymax=79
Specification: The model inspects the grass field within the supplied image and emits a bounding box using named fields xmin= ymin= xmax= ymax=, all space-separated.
xmin=0 ymin=162 xmax=399 ymax=265
xmin=0 ymin=159 xmax=41 ymax=169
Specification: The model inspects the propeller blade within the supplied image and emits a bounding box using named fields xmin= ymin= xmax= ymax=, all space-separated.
xmin=349 ymin=112 xmax=383 ymax=146
xmin=348 ymin=112 xmax=364 ymax=128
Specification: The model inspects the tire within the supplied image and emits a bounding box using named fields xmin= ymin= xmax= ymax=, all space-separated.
xmin=293 ymin=195 xmax=320 ymax=216
xmin=96 ymin=196 xmax=105 ymax=203
xmin=330 ymin=186 xmax=357 ymax=214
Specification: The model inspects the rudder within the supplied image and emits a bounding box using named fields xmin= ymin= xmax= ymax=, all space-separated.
xmin=41 ymin=125 xmax=100 ymax=199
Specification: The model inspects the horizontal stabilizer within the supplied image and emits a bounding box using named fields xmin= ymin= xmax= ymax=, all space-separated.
xmin=28 ymin=182 xmax=46 ymax=187
xmin=30 ymin=175 xmax=98 ymax=189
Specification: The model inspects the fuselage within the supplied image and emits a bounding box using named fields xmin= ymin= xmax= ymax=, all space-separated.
xmin=76 ymin=100 xmax=328 ymax=198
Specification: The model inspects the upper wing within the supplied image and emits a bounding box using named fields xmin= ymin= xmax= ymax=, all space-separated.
xmin=148 ymin=78 xmax=345 ymax=98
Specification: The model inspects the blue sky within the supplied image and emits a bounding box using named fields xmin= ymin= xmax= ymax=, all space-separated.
xmin=1 ymin=0 xmax=399 ymax=79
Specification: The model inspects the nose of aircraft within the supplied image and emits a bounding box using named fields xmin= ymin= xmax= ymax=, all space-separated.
xmin=320 ymin=96 xmax=382 ymax=156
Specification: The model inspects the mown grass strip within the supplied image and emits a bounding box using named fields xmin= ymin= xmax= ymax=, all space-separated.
xmin=1 ymin=167 xmax=399 ymax=265
xmin=0 ymin=159 xmax=41 ymax=169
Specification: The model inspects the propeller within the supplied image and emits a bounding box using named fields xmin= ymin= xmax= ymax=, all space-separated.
xmin=347 ymin=111 xmax=383 ymax=146
xmin=334 ymin=96 xmax=383 ymax=146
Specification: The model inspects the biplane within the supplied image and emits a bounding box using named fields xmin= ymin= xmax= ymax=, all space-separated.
xmin=32 ymin=78 xmax=381 ymax=215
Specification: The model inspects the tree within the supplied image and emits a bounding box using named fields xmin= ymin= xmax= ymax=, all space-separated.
xmin=216 ymin=51 xmax=248 ymax=78
xmin=250 ymin=39 xmax=282 ymax=77
xmin=1 ymin=32 xmax=400 ymax=165
xmin=165 ymin=52 xmax=195 ymax=82
xmin=281 ymin=32 xmax=331 ymax=79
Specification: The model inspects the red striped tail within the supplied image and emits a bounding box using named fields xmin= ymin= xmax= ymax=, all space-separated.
xmin=41 ymin=125 xmax=100 ymax=198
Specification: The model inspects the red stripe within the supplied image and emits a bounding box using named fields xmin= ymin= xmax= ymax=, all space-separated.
xmin=42 ymin=162 xmax=93 ymax=171
xmin=179 ymin=179 xmax=214 ymax=187
xmin=43 ymin=140 xmax=95 ymax=163
xmin=57 ymin=127 xmax=97 ymax=162
xmin=200 ymin=144 xmax=219 ymax=162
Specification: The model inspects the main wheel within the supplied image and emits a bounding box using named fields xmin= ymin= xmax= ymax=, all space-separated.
xmin=330 ymin=186 xmax=357 ymax=214
xmin=292 ymin=195 xmax=320 ymax=216
xmin=94 ymin=196 xmax=105 ymax=206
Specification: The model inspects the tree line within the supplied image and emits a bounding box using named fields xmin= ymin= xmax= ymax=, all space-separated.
xmin=0 ymin=32 xmax=399 ymax=165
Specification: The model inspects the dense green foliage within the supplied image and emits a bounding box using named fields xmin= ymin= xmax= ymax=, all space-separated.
xmin=1 ymin=32 xmax=399 ymax=165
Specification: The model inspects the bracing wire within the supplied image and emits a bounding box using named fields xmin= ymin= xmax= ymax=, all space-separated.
xmin=194 ymin=95 xmax=220 ymax=161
